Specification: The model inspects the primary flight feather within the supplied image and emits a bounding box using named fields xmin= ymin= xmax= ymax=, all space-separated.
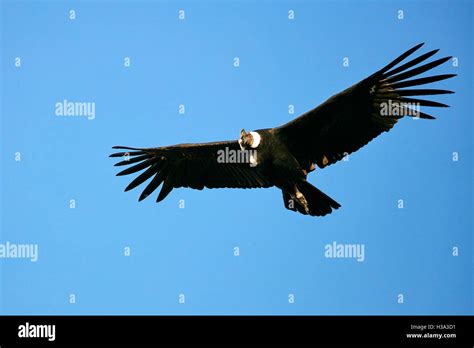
xmin=110 ymin=43 xmax=455 ymax=217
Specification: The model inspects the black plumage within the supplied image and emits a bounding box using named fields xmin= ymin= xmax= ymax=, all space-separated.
xmin=110 ymin=43 xmax=455 ymax=217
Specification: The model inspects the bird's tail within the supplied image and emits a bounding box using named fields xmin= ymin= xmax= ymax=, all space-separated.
xmin=283 ymin=181 xmax=341 ymax=217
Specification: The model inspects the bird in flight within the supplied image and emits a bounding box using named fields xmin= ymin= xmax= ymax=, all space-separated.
xmin=110 ymin=43 xmax=455 ymax=217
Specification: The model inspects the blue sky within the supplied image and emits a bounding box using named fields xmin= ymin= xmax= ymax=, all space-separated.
xmin=1 ymin=0 xmax=472 ymax=315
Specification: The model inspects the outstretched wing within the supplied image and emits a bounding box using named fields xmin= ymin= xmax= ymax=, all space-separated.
xmin=110 ymin=140 xmax=273 ymax=202
xmin=278 ymin=43 xmax=456 ymax=169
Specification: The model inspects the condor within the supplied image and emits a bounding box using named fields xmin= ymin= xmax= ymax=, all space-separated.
xmin=110 ymin=43 xmax=455 ymax=217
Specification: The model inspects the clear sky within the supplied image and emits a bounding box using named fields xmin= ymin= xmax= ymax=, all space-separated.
xmin=1 ymin=0 xmax=472 ymax=315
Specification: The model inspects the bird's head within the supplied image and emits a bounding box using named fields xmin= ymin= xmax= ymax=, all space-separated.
xmin=239 ymin=129 xmax=261 ymax=150
xmin=239 ymin=129 xmax=253 ymax=150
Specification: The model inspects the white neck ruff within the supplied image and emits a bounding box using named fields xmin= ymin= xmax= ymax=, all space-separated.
xmin=250 ymin=131 xmax=261 ymax=148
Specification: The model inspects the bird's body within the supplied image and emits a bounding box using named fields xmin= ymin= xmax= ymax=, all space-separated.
xmin=242 ymin=128 xmax=341 ymax=215
xmin=111 ymin=43 xmax=455 ymax=217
